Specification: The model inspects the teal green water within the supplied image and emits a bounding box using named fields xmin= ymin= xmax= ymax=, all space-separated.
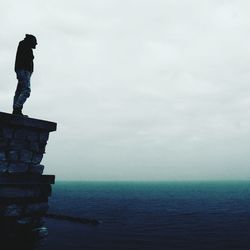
xmin=42 ymin=181 xmax=250 ymax=249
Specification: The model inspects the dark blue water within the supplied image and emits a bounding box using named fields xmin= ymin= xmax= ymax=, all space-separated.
xmin=38 ymin=181 xmax=250 ymax=250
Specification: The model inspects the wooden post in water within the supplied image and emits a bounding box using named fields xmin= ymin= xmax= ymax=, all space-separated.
xmin=0 ymin=112 xmax=56 ymax=239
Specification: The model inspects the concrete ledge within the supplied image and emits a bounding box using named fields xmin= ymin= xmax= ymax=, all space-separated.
xmin=0 ymin=185 xmax=52 ymax=198
xmin=0 ymin=174 xmax=55 ymax=185
xmin=0 ymin=197 xmax=49 ymax=204
xmin=0 ymin=111 xmax=56 ymax=237
xmin=0 ymin=112 xmax=57 ymax=132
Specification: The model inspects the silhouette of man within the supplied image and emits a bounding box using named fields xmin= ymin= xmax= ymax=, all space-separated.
xmin=13 ymin=34 xmax=37 ymax=116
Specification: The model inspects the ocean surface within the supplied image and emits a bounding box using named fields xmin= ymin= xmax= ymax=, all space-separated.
xmin=30 ymin=181 xmax=250 ymax=249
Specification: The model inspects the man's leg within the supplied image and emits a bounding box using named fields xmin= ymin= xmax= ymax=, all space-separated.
xmin=13 ymin=70 xmax=31 ymax=115
xmin=13 ymin=81 xmax=22 ymax=109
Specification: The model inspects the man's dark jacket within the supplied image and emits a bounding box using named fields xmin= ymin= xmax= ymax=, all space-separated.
xmin=14 ymin=40 xmax=34 ymax=73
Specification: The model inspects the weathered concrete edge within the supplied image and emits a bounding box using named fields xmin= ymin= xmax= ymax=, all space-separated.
xmin=0 ymin=174 xmax=55 ymax=185
xmin=0 ymin=112 xmax=57 ymax=132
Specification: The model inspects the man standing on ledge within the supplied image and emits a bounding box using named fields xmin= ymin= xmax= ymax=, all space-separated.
xmin=13 ymin=34 xmax=37 ymax=116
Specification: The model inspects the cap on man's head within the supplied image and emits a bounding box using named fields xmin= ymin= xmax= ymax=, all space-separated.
xmin=25 ymin=34 xmax=36 ymax=41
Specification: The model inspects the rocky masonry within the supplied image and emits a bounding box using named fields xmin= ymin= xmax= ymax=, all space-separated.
xmin=0 ymin=112 xmax=56 ymax=238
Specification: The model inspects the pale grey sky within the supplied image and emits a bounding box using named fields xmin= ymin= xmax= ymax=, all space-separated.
xmin=1 ymin=0 xmax=250 ymax=180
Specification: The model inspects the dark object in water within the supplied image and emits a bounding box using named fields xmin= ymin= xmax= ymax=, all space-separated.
xmin=45 ymin=213 xmax=100 ymax=225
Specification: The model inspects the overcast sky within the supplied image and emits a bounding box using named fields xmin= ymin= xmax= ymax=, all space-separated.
xmin=1 ymin=0 xmax=250 ymax=180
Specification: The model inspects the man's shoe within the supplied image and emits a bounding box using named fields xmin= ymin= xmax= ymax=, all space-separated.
xmin=12 ymin=109 xmax=28 ymax=117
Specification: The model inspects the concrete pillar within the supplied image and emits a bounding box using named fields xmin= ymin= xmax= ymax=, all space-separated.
xmin=0 ymin=112 xmax=56 ymax=239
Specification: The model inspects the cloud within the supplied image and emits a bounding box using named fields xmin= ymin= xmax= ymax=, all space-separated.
xmin=2 ymin=0 xmax=250 ymax=180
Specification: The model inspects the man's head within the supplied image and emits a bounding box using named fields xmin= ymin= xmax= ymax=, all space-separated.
xmin=24 ymin=34 xmax=37 ymax=49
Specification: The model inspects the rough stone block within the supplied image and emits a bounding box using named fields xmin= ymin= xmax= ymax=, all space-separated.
xmin=2 ymin=128 xmax=13 ymax=139
xmin=8 ymin=150 xmax=19 ymax=161
xmin=31 ymin=153 xmax=43 ymax=165
xmin=0 ymin=185 xmax=51 ymax=198
xmin=0 ymin=151 xmax=6 ymax=161
xmin=0 ymin=161 xmax=7 ymax=173
xmin=0 ymin=187 xmax=36 ymax=198
xmin=29 ymin=164 xmax=44 ymax=174
xmin=2 ymin=204 xmax=23 ymax=217
xmin=39 ymin=184 xmax=52 ymax=197
xmin=25 ymin=202 xmax=49 ymax=215
xmin=17 ymin=217 xmax=33 ymax=225
xmin=30 ymin=142 xmax=42 ymax=153
xmin=14 ymin=128 xmax=28 ymax=140
xmin=17 ymin=217 xmax=45 ymax=228
xmin=27 ymin=130 xmax=39 ymax=142
xmin=20 ymin=149 xmax=33 ymax=163
xmin=0 ymin=174 xmax=55 ymax=184
xmin=32 ymin=226 xmax=48 ymax=238
xmin=39 ymin=132 xmax=49 ymax=142
xmin=38 ymin=142 xmax=47 ymax=154
xmin=9 ymin=139 xmax=29 ymax=150
xmin=0 ymin=139 xmax=8 ymax=149
xmin=8 ymin=163 xmax=29 ymax=173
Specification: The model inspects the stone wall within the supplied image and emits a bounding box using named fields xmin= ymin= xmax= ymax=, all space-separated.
xmin=0 ymin=112 xmax=56 ymax=238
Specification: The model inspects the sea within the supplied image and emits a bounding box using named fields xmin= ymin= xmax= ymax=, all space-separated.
xmin=19 ymin=181 xmax=250 ymax=250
